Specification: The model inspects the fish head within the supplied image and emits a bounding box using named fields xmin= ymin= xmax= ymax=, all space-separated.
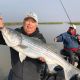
xmin=2 ymin=27 xmax=22 ymax=46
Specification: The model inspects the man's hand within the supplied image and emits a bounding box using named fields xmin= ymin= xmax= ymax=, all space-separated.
xmin=0 ymin=16 xmax=4 ymax=29
xmin=54 ymin=37 xmax=57 ymax=42
xmin=38 ymin=57 xmax=45 ymax=62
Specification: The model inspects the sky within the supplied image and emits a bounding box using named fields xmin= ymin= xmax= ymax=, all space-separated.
xmin=0 ymin=0 xmax=80 ymax=22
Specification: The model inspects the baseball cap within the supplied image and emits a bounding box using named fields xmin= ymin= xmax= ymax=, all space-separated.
xmin=69 ymin=24 xmax=76 ymax=29
xmin=26 ymin=12 xmax=38 ymax=23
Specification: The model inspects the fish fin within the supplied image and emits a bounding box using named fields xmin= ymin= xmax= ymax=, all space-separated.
xmin=31 ymin=37 xmax=44 ymax=43
xmin=19 ymin=52 xmax=26 ymax=62
xmin=18 ymin=44 xmax=41 ymax=59
xmin=18 ymin=45 xmax=28 ymax=49
xmin=63 ymin=66 xmax=80 ymax=80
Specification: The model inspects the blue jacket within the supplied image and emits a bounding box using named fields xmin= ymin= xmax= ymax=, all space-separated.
xmin=57 ymin=32 xmax=79 ymax=49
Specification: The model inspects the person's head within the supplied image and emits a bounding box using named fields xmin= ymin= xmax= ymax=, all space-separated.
xmin=67 ymin=24 xmax=76 ymax=36
xmin=23 ymin=12 xmax=38 ymax=35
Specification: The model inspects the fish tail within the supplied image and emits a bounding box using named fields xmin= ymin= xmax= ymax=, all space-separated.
xmin=64 ymin=67 xmax=80 ymax=80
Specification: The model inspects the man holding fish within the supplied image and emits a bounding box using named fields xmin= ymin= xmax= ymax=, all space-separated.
xmin=1 ymin=13 xmax=80 ymax=80
xmin=0 ymin=13 xmax=51 ymax=80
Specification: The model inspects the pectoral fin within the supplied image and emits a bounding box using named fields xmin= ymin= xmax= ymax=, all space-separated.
xmin=19 ymin=52 xmax=26 ymax=62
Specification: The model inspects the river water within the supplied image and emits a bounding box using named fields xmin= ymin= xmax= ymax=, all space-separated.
xmin=0 ymin=23 xmax=80 ymax=80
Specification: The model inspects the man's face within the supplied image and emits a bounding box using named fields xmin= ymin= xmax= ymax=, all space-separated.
xmin=23 ymin=18 xmax=37 ymax=35
xmin=69 ymin=27 xmax=75 ymax=32
xmin=68 ymin=27 xmax=76 ymax=36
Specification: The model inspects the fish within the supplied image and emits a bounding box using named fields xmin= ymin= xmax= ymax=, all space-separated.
xmin=1 ymin=27 xmax=80 ymax=80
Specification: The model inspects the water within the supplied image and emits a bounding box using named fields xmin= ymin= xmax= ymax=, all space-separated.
xmin=0 ymin=24 xmax=80 ymax=80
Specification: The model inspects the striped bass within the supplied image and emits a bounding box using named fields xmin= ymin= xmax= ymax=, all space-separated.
xmin=1 ymin=27 xmax=80 ymax=80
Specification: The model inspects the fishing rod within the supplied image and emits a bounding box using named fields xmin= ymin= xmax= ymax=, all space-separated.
xmin=59 ymin=0 xmax=72 ymax=25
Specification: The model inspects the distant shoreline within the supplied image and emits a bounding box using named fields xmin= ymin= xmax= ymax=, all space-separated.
xmin=4 ymin=22 xmax=80 ymax=26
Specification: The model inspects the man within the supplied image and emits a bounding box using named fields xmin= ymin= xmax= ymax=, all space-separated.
xmin=54 ymin=25 xmax=80 ymax=68
xmin=0 ymin=12 xmax=48 ymax=80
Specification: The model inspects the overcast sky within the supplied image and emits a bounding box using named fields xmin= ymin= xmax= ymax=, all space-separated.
xmin=0 ymin=0 xmax=80 ymax=22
